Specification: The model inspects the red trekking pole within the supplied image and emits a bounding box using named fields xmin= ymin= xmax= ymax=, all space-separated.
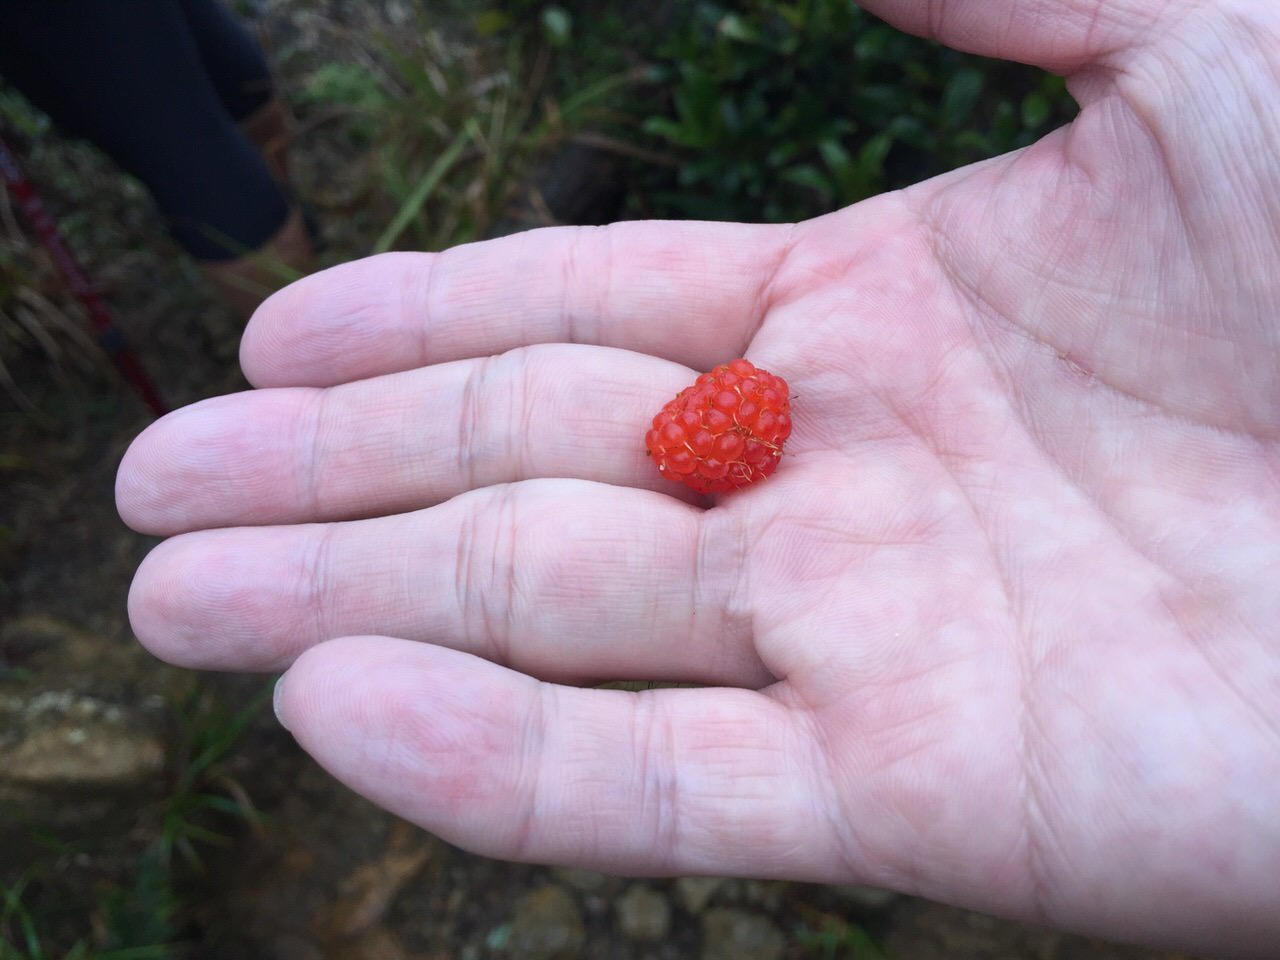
xmin=0 ymin=133 xmax=167 ymax=417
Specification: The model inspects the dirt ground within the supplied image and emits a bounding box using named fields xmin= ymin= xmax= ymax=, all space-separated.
xmin=0 ymin=3 xmax=1215 ymax=958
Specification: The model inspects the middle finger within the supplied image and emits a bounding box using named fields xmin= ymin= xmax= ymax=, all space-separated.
xmin=117 ymin=344 xmax=696 ymax=536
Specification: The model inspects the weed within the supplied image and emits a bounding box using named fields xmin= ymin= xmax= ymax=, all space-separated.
xmin=797 ymin=918 xmax=884 ymax=960
xmin=157 ymin=683 xmax=270 ymax=870
xmin=295 ymin=13 xmax=553 ymax=252
xmin=1 ymin=868 xmax=178 ymax=960
xmin=297 ymin=4 xmax=644 ymax=252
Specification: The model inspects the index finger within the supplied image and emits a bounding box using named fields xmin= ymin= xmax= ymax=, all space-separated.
xmin=242 ymin=220 xmax=794 ymax=388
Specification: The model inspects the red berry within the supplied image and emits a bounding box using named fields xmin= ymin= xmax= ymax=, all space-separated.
xmin=645 ymin=358 xmax=792 ymax=494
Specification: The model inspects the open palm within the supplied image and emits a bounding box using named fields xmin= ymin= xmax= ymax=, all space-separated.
xmin=118 ymin=1 xmax=1279 ymax=954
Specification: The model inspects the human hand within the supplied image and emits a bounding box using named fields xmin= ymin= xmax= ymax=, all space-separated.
xmin=117 ymin=0 xmax=1280 ymax=955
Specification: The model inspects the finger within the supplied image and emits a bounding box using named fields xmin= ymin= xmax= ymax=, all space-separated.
xmin=855 ymin=0 xmax=1160 ymax=72
xmin=241 ymin=220 xmax=793 ymax=388
xmin=275 ymin=636 xmax=841 ymax=878
xmin=127 ymin=479 xmax=771 ymax=687
xmin=117 ymin=344 xmax=699 ymax=535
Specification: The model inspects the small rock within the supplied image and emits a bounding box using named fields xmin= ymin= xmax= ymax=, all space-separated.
xmin=509 ymin=884 xmax=585 ymax=960
xmin=829 ymin=884 xmax=899 ymax=912
xmin=615 ymin=884 xmax=671 ymax=942
xmin=550 ymin=866 xmax=610 ymax=893
xmin=0 ymin=690 xmax=164 ymax=793
xmin=0 ymin=615 xmax=190 ymax=700
xmin=332 ymin=928 xmax=410 ymax=960
xmin=675 ymin=877 xmax=723 ymax=914
xmin=328 ymin=833 xmax=435 ymax=936
xmin=743 ymin=880 xmax=788 ymax=912
xmin=484 ymin=924 xmax=512 ymax=950
xmin=258 ymin=934 xmax=324 ymax=960
xmin=701 ymin=908 xmax=785 ymax=960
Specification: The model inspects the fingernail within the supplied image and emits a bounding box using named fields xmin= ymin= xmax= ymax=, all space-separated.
xmin=273 ymin=674 xmax=290 ymax=731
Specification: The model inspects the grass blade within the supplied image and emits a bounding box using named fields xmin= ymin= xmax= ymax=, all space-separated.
xmin=373 ymin=124 xmax=475 ymax=254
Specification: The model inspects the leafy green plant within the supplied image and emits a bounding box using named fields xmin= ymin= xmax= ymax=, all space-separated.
xmin=479 ymin=0 xmax=1075 ymax=222
xmin=1 ymin=877 xmax=50 ymax=960
xmin=797 ymin=918 xmax=884 ymax=960
xmin=367 ymin=28 xmax=532 ymax=249
xmin=156 ymin=682 xmax=270 ymax=869
xmin=630 ymin=0 xmax=1075 ymax=221
xmin=1 ymin=870 xmax=177 ymax=960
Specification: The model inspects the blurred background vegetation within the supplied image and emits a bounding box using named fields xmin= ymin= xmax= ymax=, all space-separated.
xmin=2 ymin=1 xmax=1077 ymax=956
xmin=533 ymin=0 xmax=1072 ymax=221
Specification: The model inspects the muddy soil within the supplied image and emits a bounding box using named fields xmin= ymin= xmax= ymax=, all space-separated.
xmin=1 ymin=3 xmax=1210 ymax=958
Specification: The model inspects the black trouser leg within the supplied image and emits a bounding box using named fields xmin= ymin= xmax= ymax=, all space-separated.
xmin=0 ymin=0 xmax=288 ymax=260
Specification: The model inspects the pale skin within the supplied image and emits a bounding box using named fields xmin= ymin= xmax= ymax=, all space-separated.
xmin=117 ymin=0 xmax=1279 ymax=955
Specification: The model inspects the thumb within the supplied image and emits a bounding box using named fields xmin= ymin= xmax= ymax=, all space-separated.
xmin=856 ymin=0 xmax=1161 ymax=74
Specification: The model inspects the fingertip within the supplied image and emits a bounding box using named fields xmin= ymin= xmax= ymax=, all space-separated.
xmin=273 ymin=637 xmax=537 ymax=836
xmin=238 ymin=280 xmax=295 ymax=387
xmin=278 ymin=635 xmax=532 ymax=741
xmin=126 ymin=530 xmax=304 ymax=672
xmin=241 ymin=253 xmax=428 ymax=388
xmin=127 ymin=533 xmax=225 ymax=667
xmin=127 ymin=537 xmax=193 ymax=663
xmin=115 ymin=395 xmax=262 ymax=535
xmin=272 ymin=635 xmax=393 ymax=741
xmin=272 ymin=672 xmax=290 ymax=731
xmin=272 ymin=636 xmax=384 ymax=736
xmin=116 ymin=410 xmax=185 ymax=536
xmin=115 ymin=433 xmax=153 ymax=534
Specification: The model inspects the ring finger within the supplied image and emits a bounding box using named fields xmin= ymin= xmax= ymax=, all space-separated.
xmin=127 ymin=478 xmax=771 ymax=686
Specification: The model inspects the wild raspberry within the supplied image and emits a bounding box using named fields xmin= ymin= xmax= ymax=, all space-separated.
xmin=645 ymin=358 xmax=792 ymax=494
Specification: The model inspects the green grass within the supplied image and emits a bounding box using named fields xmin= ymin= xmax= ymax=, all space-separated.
xmin=797 ymin=921 xmax=884 ymax=960
xmin=296 ymin=10 xmax=612 ymax=253
xmin=1 ymin=871 xmax=178 ymax=960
